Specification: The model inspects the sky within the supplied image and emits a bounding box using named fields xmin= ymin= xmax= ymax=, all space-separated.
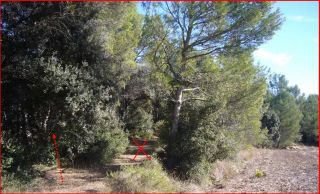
xmin=253 ymin=2 xmax=318 ymax=95
xmin=137 ymin=2 xmax=319 ymax=95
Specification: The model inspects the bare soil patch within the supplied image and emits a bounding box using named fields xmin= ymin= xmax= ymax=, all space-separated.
xmin=213 ymin=146 xmax=318 ymax=192
xmin=29 ymin=167 xmax=107 ymax=192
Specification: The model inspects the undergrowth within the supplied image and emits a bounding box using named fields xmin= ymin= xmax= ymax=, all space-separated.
xmin=107 ymin=159 xmax=177 ymax=192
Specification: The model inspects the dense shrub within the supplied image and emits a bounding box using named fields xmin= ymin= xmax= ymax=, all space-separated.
xmin=164 ymin=53 xmax=267 ymax=175
xmin=2 ymin=2 xmax=140 ymax=171
xmin=73 ymin=106 xmax=129 ymax=164
xmin=174 ymin=117 xmax=238 ymax=182
xmin=94 ymin=106 xmax=129 ymax=163
xmin=124 ymin=98 xmax=155 ymax=138
xmin=154 ymin=120 xmax=171 ymax=145
xmin=189 ymin=125 xmax=237 ymax=162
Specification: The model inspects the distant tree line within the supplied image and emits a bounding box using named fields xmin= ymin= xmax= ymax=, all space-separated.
xmin=261 ymin=74 xmax=318 ymax=148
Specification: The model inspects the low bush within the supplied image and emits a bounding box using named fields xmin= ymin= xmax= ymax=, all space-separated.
xmin=255 ymin=169 xmax=266 ymax=178
xmin=107 ymin=159 xmax=177 ymax=192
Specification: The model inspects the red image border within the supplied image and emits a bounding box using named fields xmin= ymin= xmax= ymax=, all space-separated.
xmin=0 ymin=0 xmax=318 ymax=193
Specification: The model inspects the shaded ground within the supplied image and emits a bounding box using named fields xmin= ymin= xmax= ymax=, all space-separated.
xmin=30 ymin=167 xmax=107 ymax=192
xmin=29 ymin=154 xmax=148 ymax=192
xmin=214 ymin=146 xmax=318 ymax=192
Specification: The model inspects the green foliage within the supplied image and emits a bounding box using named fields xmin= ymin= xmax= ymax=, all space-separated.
xmin=185 ymin=159 xmax=214 ymax=185
xmin=215 ymin=54 xmax=268 ymax=146
xmin=86 ymin=106 xmax=129 ymax=163
xmin=2 ymin=2 xmax=139 ymax=170
xmin=176 ymin=119 xmax=237 ymax=181
xmin=124 ymin=105 xmax=154 ymax=138
xmin=154 ymin=120 xmax=171 ymax=145
xmin=141 ymin=2 xmax=283 ymax=88
xmin=300 ymin=95 xmax=318 ymax=145
xmin=263 ymin=74 xmax=315 ymax=148
xmin=191 ymin=124 xmax=237 ymax=163
xmin=164 ymin=52 xmax=268 ymax=178
xmin=139 ymin=3 xmax=282 ymax=160
xmin=107 ymin=160 xmax=177 ymax=192
xmin=120 ymin=68 xmax=157 ymax=138
xmin=140 ymin=3 xmax=279 ymax=171
xmin=261 ymin=110 xmax=281 ymax=147
xmin=270 ymin=91 xmax=302 ymax=148
xmin=255 ymin=169 xmax=266 ymax=178
xmin=269 ymin=74 xmax=289 ymax=95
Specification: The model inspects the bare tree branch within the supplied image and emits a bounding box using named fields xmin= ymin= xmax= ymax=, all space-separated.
xmin=183 ymin=97 xmax=207 ymax=102
xmin=165 ymin=2 xmax=186 ymax=43
xmin=182 ymin=87 xmax=200 ymax=92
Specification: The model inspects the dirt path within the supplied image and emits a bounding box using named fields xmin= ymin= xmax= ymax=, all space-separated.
xmin=29 ymin=154 xmax=148 ymax=192
xmin=29 ymin=167 xmax=107 ymax=192
xmin=215 ymin=146 xmax=318 ymax=192
xmin=28 ymin=138 xmax=154 ymax=192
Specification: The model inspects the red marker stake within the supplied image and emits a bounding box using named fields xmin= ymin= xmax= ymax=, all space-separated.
xmin=51 ymin=133 xmax=64 ymax=183
xmin=131 ymin=138 xmax=152 ymax=161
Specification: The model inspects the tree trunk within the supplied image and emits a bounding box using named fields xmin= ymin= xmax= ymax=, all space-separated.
xmin=170 ymin=87 xmax=184 ymax=141
xmin=167 ymin=86 xmax=200 ymax=169
xmin=167 ymin=87 xmax=184 ymax=170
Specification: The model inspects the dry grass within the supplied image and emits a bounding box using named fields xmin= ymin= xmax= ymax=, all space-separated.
xmin=237 ymin=146 xmax=256 ymax=161
xmin=213 ymin=160 xmax=239 ymax=181
xmin=212 ymin=147 xmax=257 ymax=184
xmin=106 ymin=159 xmax=177 ymax=192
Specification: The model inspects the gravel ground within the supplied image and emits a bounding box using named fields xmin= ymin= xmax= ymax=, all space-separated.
xmin=214 ymin=146 xmax=318 ymax=192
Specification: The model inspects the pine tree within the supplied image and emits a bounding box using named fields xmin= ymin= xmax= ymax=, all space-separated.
xmin=300 ymin=95 xmax=318 ymax=145
xmin=270 ymin=91 xmax=302 ymax=148
xmin=139 ymin=2 xmax=283 ymax=168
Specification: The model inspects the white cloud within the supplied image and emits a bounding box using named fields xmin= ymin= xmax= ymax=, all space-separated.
xmin=253 ymin=49 xmax=293 ymax=67
xmin=288 ymin=15 xmax=317 ymax=23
